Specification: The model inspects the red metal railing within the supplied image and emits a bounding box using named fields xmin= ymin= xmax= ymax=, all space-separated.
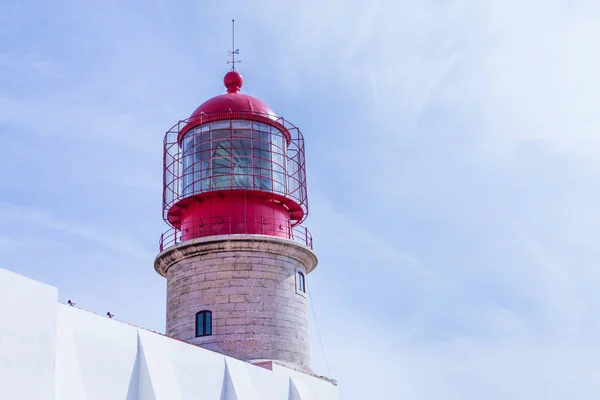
xmin=158 ymin=215 xmax=313 ymax=252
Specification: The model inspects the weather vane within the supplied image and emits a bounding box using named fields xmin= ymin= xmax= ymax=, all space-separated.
xmin=227 ymin=19 xmax=241 ymax=71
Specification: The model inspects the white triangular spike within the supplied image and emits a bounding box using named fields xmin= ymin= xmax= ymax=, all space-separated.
xmin=136 ymin=332 xmax=156 ymax=400
xmin=125 ymin=336 xmax=139 ymax=400
xmin=169 ymin=346 xmax=225 ymax=398
xmin=289 ymin=377 xmax=313 ymax=400
xmin=221 ymin=361 xmax=238 ymax=400
xmin=166 ymin=341 xmax=225 ymax=398
xmin=223 ymin=358 xmax=258 ymax=400
xmin=288 ymin=378 xmax=301 ymax=400
xmin=137 ymin=330 xmax=184 ymax=399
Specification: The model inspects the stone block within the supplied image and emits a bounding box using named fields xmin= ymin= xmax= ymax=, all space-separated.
xmin=205 ymin=272 xmax=218 ymax=281
xmin=219 ymin=286 xmax=239 ymax=295
xmin=231 ymin=271 xmax=250 ymax=278
xmin=214 ymin=295 xmax=229 ymax=304
xmin=216 ymin=271 xmax=233 ymax=280
xmin=228 ymin=294 xmax=246 ymax=303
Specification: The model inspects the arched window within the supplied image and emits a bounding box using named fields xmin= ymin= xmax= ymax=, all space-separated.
xmin=297 ymin=271 xmax=306 ymax=293
xmin=195 ymin=310 xmax=212 ymax=337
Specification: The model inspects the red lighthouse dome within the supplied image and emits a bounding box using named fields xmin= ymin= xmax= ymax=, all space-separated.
xmin=192 ymin=72 xmax=276 ymax=119
xmin=178 ymin=71 xmax=284 ymax=143
xmin=160 ymin=71 xmax=310 ymax=249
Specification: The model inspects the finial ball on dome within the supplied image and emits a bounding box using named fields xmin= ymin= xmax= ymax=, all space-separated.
xmin=224 ymin=71 xmax=243 ymax=93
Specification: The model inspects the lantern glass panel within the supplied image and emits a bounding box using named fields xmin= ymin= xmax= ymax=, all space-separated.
xmin=180 ymin=120 xmax=288 ymax=196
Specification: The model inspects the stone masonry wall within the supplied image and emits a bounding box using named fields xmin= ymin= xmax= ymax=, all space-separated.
xmin=154 ymin=235 xmax=318 ymax=373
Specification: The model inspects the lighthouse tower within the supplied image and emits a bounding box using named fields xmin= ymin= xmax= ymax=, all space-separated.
xmin=154 ymin=68 xmax=317 ymax=373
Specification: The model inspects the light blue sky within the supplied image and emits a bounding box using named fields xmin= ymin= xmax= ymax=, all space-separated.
xmin=2 ymin=0 xmax=600 ymax=398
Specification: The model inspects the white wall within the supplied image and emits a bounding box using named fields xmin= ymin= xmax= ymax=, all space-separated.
xmin=0 ymin=268 xmax=338 ymax=400
xmin=0 ymin=268 xmax=58 ymax=400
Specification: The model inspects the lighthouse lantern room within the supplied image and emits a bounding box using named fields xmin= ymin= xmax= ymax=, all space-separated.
xmin=160 ymin=70 xmax=310 ymax=249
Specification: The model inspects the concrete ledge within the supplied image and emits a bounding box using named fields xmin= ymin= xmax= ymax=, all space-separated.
xmin=154 ymin=234 xmax=318 ymax=277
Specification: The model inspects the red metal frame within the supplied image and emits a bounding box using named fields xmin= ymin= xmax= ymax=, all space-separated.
xmin=160 ymin=110 xmax=310 ymax=251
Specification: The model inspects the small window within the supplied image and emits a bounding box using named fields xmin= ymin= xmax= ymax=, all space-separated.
xmin=195 ymin=310 xmax=212 ymax=337
xmin=297 ymin=271 xmax=306 ymax=293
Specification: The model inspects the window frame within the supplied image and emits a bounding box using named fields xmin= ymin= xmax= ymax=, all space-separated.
xmin=296 ymin=270 xmax=306 ymax=295
xmin=195 ymin=310 xmax=212 ymax=337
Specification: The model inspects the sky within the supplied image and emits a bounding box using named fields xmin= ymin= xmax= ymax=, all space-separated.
xmin=2 ymin=0 xmax=600 ymax=398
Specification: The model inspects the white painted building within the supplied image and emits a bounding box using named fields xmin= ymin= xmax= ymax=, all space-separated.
xmin=0 ymin=268 xmax=338 ymax=399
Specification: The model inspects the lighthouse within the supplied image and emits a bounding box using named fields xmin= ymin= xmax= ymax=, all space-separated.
xmin=154 ymin=66 xmax=318 ymax=372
